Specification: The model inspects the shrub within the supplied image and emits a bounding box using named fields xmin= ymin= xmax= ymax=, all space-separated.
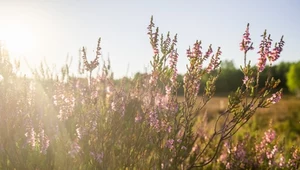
xmin=0 ymin=17 xmax=292 ymax=169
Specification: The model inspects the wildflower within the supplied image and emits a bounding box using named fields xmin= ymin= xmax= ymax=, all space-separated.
xmin=90 ymin=152 xmax=104 ymax=164
xmin=147 ymin=17 xmax=159 ymax=55
xmin=25 ymin=127 xmax=36 ymax=148
xmin=204 ymin=44 xmax=213 ymax=60
xmin=206 ymin=47 xmax=221 ymax=73
xmin=165 ymin=139 xmax=174 ymax=150
xmin=267 ymin=91 xmax=282 ymax=104
xmin=169 ymin=50 xmax=178 ymax=85
xmin=257 ymin=55 xmax=267 ymax=72
xmin=240 ymin=23 xmax=254 ymax=52
xmin=81 ymin=38 xmax=101 ymax=72
xmin=38 ymin=129 xmax=50 ymax=154
xmin=234 ymin=143 xmax=246 ymax=160
xmin=270 ymin=36 xmax=285 ymax=62
xmin=264 ymin=129 xmax=276 ymax=143
xmin=187 ymin=40 xmax=202 ymax=58
xmin=257 ymin=32 xmax=272 ymax=72
xmin=243 ymin=76 xmax=249 ymax=85
xmin=68 ymin=139 xmax=81 ymax=158
xmin=149 ymin=111 xmax=160 ymax=130
xmin=266 ymin=145 xmax=278 ymax=159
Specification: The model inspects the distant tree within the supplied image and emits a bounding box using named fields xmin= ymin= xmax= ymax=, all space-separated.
xmin=215 ymin=60 xmax=243 ymax=94
xmin=272 ymin=62 xmax=292 ymax=92
xmin=287 ymin=61 xmax=300 ymax=97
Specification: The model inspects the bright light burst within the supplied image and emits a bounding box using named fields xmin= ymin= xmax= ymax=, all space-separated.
xmin=0 ymin=21 xmax=36 ymax=57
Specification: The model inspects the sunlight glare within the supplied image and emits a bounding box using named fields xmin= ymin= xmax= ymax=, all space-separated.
xmin=0 ymin=22 xmax=36 ymax=57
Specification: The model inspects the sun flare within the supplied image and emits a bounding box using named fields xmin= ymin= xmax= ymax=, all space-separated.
xmin=0 ymin=22 xmax=36 ymax=57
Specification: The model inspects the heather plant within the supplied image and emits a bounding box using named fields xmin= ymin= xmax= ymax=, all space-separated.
xmin=217 ymin=125 xmax=300 ymax=169
xmin=0 ymin=17 xmax=295 ymax=170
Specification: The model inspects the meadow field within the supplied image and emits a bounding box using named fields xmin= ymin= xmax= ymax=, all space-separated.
xmin=1 ymin=11 xmax=300 ymax=169
xmin=197 ymin=95 xmax=300 ymax=139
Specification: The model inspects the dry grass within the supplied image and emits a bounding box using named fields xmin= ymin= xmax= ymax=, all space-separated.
xmin=178 ymin=95 xmax=300 ymax=115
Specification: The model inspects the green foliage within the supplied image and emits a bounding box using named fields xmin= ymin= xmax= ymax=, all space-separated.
xmin=287 ymin=62 xmax=300 ymax=95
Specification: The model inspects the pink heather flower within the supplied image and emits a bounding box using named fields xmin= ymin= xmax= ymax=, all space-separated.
xmin=163 ymin=34 xmax=171 ymax=49
xmin=54 ymin=84 xmax=76 ymax=121
xmin=240 ymin=23 xmax=254 ymax=52
xmin=257 ymin=33 xmax=272 ymax=72
xmin=169 ymin=50 xmax=178 ymax=85
xmin=165 ymin=139 xmax=174 ymax=150
xmin=268 ymin=91 xmax=282 ymax=104
xmin=204 ymin=45 xmax=213 ymax=60
xmin=149 ymin=111 xmax=160 ymax=130
xmin=68 ymin=139 xmax=81 ymax=158
xmin=155 ymin=93 xmax=168 ymax=110
xmin=38 ymin=129 xmax=50 ymax=154
xmin=187 ymin=41 xmax=202 ymax=58
xmin=257 ymin=56 xmax=267 ymax=72
xmin=169 ymin=50 xmax=178 ymax=69
xmin=90 ymin=152 xmax=104 ymax=164
xmin=270 ymin=36 xmax=285 ymax=62
xmin=243 ymin=76 xmax=249 ymax=85
xmin=25 ymin=127 xmax=36 ymax=148
xmin=206 ymin=47 xmax=221 ymax=73
xmin=266 ymin=145 xmax=278 ymax=159
xmin=264 ymin=129 xmax=276 ymax=143
xmin=234 ymin=144 xmax=246 ymax=160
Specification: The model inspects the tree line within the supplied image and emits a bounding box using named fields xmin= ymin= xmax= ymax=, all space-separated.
xmin=129 ymin=60 xmax=300 ymax=96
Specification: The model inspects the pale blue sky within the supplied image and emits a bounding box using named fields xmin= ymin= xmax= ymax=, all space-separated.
xmin=0 ymin=0 xmax=299 ymax=78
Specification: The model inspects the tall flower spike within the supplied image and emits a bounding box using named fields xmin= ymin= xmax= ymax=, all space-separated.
xmin=81 ymin=38 xmax=101 ymax=72
xmin=147 ymin=16 xmax=159 ymax=55
xmin=257 ymin=30 xmax=270 ymax=72
xmin=240 ymin=23 xmax=254 ymax=53
xmin=270 ymin=36 xmax=284 ymax=62
xmin=169 ymin=49 xmax=178 ymax=85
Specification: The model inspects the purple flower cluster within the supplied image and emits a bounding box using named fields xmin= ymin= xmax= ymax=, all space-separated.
xmin=186 ymin=40 xmax=202 ymax=59
xmin=53 ymin=83 xmax=76 ymax=121
xmin=257 ymin=32 xmax=285 ymax=72
xmin=206 ymin=47 xmax=222 ymax=73
xmin=240 ymin=23 xmax=254 ymax=53
xmin=267 ymin=91 xmax=282 ymax=104
xmin=169 ymin=50 xmax=178 ymax=86
xmin=270 ymin=36 xmax=285 ymax=62
xmin=147 ymin=17 xmax=159 ymax=55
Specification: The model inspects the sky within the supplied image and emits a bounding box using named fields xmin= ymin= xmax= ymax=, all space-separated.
xmin=0 ymin=0 xmax=299 ymax=78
